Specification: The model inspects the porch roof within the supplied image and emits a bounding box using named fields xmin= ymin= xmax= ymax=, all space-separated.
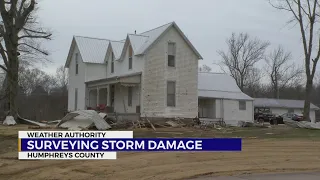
xmin=85 ymin=72 xmax=141 ymax=88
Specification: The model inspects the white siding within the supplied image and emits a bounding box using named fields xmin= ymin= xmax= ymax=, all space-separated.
xmin=85 ymin=63 xmax=107 ymax=82
xmin=215 ymin=99 xmax=222 ymax=119
xmin=310 ymin=110 xmax=316 ymax=123
xmin=68 ymin=45 xmax=86 ymax=111
xmin=106 ymin=44 xmax=144 ymax=78
xmin=142 ymin=26 xmax=198 ymax=118
xmin=113 ymin=84 xmax=140 ymax=113
xmin=223 ymin=99 xmax=254 ymax=126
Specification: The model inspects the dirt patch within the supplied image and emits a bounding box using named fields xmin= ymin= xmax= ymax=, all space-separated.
xmin=1 ymin=125 xmax=320 ymax=180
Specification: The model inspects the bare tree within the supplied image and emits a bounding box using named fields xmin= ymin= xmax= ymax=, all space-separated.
xmin=0 ymin=0 xmax=52 ymax=118
xmin=270 ymin=0 xmax=320 ymax=122
xmin=19 ymin=66 xmax=55 ymax=95
xmin=199 ymin=64 xmax=212 ymax=72
xmin=265 ymin=46 xmax=303 ymax=99
xmin=55 ymin=65 xmax=68 ymax=93
xmin=218 ymin=33 xmax=269 ymax=91
xmin=244 ymin=67 xmax=264 ymax=96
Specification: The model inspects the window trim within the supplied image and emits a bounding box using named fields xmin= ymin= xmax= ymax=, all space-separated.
xmin=167 ymin=81 xmax=176 ymax=107
xmin=167 ymin=42 xmax=176 ymax=67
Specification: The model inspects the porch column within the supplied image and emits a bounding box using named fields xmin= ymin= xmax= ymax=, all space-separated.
xmin=97 ymin=87 xmax=100 ymax=106
xmin=106 ymin=85 xmax=110 ymax=106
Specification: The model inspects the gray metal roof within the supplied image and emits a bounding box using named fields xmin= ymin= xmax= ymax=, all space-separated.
xmin=198 ymin=72 xmax=253 ymax=100
xmin=74 ymin=36 xmax=110 ymax=64
xmin=128 ymin=34 xmax=149 ymax=55
xmin=254 ymin=98 xmax=320 ymax=110
xmin=135 ymin=22 xmax=173 ymax=54
xmin=66 ymin=22 xmax=202 ymax=67
xmin=110 ymin=41 xmax=124 ymax=60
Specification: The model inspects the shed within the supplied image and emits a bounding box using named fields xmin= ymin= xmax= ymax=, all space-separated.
xmin=254 ymin=98 xmax=320 ymax=123
xmin=198 ymin=72 xmax=254 ymax=126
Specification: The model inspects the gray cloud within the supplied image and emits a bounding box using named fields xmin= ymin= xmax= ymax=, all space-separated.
xmin=37 ymin=0 xmax=308 ymax=74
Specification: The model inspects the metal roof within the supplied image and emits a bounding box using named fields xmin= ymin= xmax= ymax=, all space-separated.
xmin=254 ymin=98 xmax=320 ymax=110
xmin=128 ymin=34 xmax=149 ymax=55
xmin=74 ymin=36 xmax=110 ymax=64
xmin=198 ymin=72 xmax=253 ymax=100
xmin=66 ymin=22 xmax=203 ymax=67
xmin=110 ymin=41 xmax=124 ymax=60
xmin=135 ymin=22 xmax=173 ymax=54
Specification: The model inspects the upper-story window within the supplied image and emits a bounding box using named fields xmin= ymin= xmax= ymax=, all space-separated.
xmin=75 ymin=53 xmax=79 ymax=75
xmin=168 ymin=42 xmax=176 ymax=67
xmin=111 ymin=52 xmax=114 ymax=73
xmin=129 ymin=45 xmax=133 ymax=70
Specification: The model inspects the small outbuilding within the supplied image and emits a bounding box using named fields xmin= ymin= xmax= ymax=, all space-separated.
xmin=254 ymin=98 xmax=320 ymax=123
xmin=198 ymin=72 xmax=254 ymax=126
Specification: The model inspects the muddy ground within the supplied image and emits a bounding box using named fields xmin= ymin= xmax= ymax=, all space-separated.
xmin=0 ymin=125 xmax=320 ymax=180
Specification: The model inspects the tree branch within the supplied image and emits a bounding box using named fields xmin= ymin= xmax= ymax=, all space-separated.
xmin=0 ymin=64 xmax=7 ymax=72
xmin=19 ymin=43 xmax=49 ymax=55
xmin=19 ymin=33 xmax=52 ymax=40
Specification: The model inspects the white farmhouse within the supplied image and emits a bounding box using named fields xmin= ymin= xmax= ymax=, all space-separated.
xmin=254 ymin=98 xmax=320 ymax=123
xmin=65 ymin=22 xmax=203 ymax=120
xmin=198 ymin=72 xmax=254 ymax=126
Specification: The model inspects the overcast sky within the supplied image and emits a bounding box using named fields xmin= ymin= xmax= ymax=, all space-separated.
xmin=36 ymin=0 xmax=308 ymax=74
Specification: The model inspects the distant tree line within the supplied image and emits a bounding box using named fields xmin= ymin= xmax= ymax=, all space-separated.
xmin=0 ymin=63 xmax=68 ymax=121
xmin=208 ymin=32 xmax=320 ymax=108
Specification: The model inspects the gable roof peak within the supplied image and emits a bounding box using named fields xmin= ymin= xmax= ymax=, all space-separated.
xmin=139 ymin=21 xmax=174 ymax=35
xmin=74 ymin=35 xmax=111 ymax=41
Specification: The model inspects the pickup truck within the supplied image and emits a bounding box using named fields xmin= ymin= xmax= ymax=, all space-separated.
xmin=254 ymin=107 xmax=284 ymax=125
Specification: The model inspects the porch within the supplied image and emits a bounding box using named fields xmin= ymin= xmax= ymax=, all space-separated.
xmin=85 ymin=73 xmax=142 ymax=115
xmin=198 ymin=97 xmax=224 ymax=125
xmin=198 ymin=98 xmax=216 ymax=118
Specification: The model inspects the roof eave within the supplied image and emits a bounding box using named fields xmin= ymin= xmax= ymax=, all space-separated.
xmin=65 ymin=37 xmax=76 ymax=68
xmin=118 ymin=35 xmax=130 ymax=61
xmin=140 ymin=22 xmax=203 ymax=60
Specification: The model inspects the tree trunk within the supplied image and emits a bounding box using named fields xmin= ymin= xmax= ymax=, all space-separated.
xmin=6 ymin=33 xmax=19 ymax=120
xmin=273 ymin=84 xmax=278 ymax=99
xmin=303 ymin=78 xmax=313 ymax=122
xmin=8 ymin=56 xmax=19 ymax=119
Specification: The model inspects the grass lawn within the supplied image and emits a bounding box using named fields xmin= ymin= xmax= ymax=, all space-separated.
xmin=1 ymin=124 xmax=320 ymax=180
xmin=132 ymin=125 xmax=320 ymax=139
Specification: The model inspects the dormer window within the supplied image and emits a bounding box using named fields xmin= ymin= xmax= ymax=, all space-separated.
xmin=75 ymin=53 xmax=79 ymax=75
xmin=111 ymin=52 xmax=114 ymax=73
xmin=129 ymin=45 xmax=133 ymax=70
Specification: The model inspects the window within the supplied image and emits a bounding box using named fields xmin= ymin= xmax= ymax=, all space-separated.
xmin=111 ymin=52 xmax=114 ymax=73
xmin=167 ymin=81 xmax=176 ymax=107
xmin=168 ymin=42 xmax=176 ymax=67
xmin=74 ymin=88 xmax=78 ymax=110
xmin=129 ymin=45 xmax=133 ymax=69
xmin=75 ymin=53 xmax=79 ymax=75
xmin=128 ymin=87 xmax=133 ymax=106
xmin=239 ymin=100 xmax=246 ymax=110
